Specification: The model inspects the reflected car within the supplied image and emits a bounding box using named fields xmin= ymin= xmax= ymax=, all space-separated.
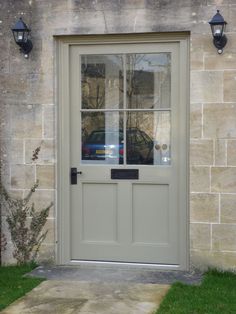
xmin=82 ymin=128 xmax=153 ymax=164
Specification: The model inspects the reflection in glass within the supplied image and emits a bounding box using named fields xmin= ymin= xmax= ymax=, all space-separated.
xmin=82 ymin=112 xmax=123 ymax=164
xmin=81 ymin=55 xmax=123 ymax=109
xmin=126 ymin=111 xmax=171 ymax=165
xmin=126 ymin=53 xmax=171 ymax=109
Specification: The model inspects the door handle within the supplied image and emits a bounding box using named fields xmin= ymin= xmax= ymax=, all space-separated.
xmin=70 ymin=167 xmax=82 ymax=185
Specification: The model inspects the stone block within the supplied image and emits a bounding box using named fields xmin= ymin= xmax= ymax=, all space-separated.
xmin=0 ymin=138 xmax=24 ymax=164
xmin=190 ymin=166 xmax=210 ymax=192
xmin=36 ymin=244 xmax=55 ymax=264
xmin=190 ymin=139 xmax=213 ymax=165
xmin=191 ymin=51 xmax=204 ymax=70
xmin=190 ymin=193 xmax=219 ymax=223
xmin=229 ymin=6 xmax=236 ymax=32
xmin=226 ymin=33 xmax=236 ymax=53
xmin=205 ymin=53 xmax=236 ymax=70
xmin=221 ymin=194 xmax=236 ymax=223
xmin=211 ymin=167 xmax=236 ymax=192
xmin=0 ymin=104 xmax=12 ymax=138
xmin=28 ymin=73 xmax=54 ymax=104
xmin=0 ymin=39 xmax=10 ymax=73
xmin=190 ymin=103 xmax=202 ymax=138
xmin=36 ymin=165 xmax=55 ymax=189
xmin=0 ymin=74 xmax=28 ymax=102
xmin=227 ymin=140 xmax=236 ymax=166
xmin=203 ymin=103 xmax=236 ymax=139
xmin=191 ymin=71 xmax=223 ymax=103
xmin=11 ymin=165 xmax=35 ymax=189
xmin=191 ymin=34 xmax=215 ymax=54
xmin=215 ymin=139 xmax=226 ymax=166
xmin=11 ymin=104 xmax=42 ymax=139
xmin=42 ymin=219 xmax=55 ymax=244
xmin=212 ymin=224 xmax=236 ymax=251
xmin=25 ymin=139 xmax=55 ymax=164
xmin=224 ymin=71 xmax=236 ymax=103
xmin=43 ymin=105 xmax=55 ymax=139
xmin=190 ymin=223 xmax=211 ymax=250
xmin=11 ymin=139 xmax=24 ymax=164
xmin=191 ymin=250 xmax=236 ymax=271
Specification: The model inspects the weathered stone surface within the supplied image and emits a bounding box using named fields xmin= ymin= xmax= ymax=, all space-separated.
xmin=35 ymin=244 xmax=55 ymax=265
xmin=190 ymin=223 xmax=211 ymax=250
xmin=0 ymin=74 xmax=28 ymax=102
xmin=190 ymin=139 xmax=213 ymax=165
xmin=11 ymin=104 xmax=42 ymax=139
xmin=190 ymin=103 xmax=202 ymax=138
xmin=190 ymin=193 xmax=219 ymax=223
xmin=36 ymin=165 xmax=55 ymax=189
xmin=224 ymin=71 xmax=236 ymax=102
xmin=0 ymin=281 xmax=169 ymax=314
xmin=43 ymin=105 xmax=55 ymax=139
xmin=191 ymin=250 xmax=236 ymax=271
xmin=203 ymin=103 xmax=236 ymax=139
xmin=191 ymin=71 xmax=223 ymax=103
xmin=191 ymin=51 xmax=204 ymax=70
xmin=41 ymin=219 xmax=55 ymax=244
xmin=211 ymin=167 xmax=236 ymax=193
xmin=190 ymin=166 xmax=210 ymax=192
xmin=0 ymin=138 xmax=24 ymax=164
xmin=11 ymin=165 xmax=35 ymax=189
xmin=212 ymin=224 xmax=236 ymax=251
xmin=215 ymin=139 xmax=226 ymax=166
xmin=227 ymin=140 xmax=236 ymax=166
xmin=25 ymin=139 xmax=55 ymax=164
xmin=221 ymin=194 xmax=236 ymax=223
xmin=205 ymin=53 xmax=236 ymax=70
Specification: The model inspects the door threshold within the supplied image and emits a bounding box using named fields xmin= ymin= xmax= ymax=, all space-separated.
xmin=69 ymin=260 xmax=183 ymax=270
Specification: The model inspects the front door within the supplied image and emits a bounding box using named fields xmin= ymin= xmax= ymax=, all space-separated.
xmin=66 ymin=37 xmax=187 ymax=267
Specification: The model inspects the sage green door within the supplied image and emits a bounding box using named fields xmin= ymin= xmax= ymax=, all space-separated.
xmin=69 ymin=41 xmax=187 ymax=265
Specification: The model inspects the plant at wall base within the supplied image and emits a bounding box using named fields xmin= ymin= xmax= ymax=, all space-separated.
xmin=0 ymin=146 xmax=53 ymax=265
xmin=0 ymin=232 xmax=7 ymax=254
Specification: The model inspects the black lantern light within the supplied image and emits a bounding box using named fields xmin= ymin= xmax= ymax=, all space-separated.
xmin=209 ymin=10 xmax=227 ymax=54
xmin=11 ymin=17 xmax=33 ymax=58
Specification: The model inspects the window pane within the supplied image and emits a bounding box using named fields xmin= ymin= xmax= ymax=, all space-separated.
xmin=126 ymin=111 xmax=171 ymax=165
xmin=126 ymin=53 xmax=171 ymax=109
xmin=81 ymin=55 xmax=123 ymax=109
xmin=82 ymin=112 xmax=123 ymax=164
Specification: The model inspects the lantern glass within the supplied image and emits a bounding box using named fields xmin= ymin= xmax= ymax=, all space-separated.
xmin=211 ymin=24 xmax=225 ymax=38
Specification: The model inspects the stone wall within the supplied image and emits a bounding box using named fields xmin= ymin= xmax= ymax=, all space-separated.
xmin=1 ymin=0 xmax=236 ymax=269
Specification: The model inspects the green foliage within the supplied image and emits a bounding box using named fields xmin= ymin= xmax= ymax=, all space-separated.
xmin=157 ymin=269 xmax=236 ymax=314
xmin=2 ymin=181 xmax=53 ymax=265
xmin=0 ymin=263 xmax=44 ymax=311
xmin=0 ymin=146 xmax=53 ymax=265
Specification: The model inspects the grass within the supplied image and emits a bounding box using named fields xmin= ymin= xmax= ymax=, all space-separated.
xmin=0 ymin=263 xmax=44 ymax=311
xmin=157 ymin=269 xmax=236 ymax=314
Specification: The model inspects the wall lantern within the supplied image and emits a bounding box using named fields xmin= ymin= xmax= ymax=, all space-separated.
xmin=209 ymin=10 xmax=227 ymax=54
xmin=11 ymin=17 xmax=33 ymax=59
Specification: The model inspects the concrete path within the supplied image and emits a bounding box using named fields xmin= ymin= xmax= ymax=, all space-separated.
xmin=1 ymin=266 xmax=202 ymax=314
xmin=1 ymin=281 xmax=169 ymax=314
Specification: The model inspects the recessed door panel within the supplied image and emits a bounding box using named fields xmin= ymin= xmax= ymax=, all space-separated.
xmin=132 ymin=184 xmax=169 ymax=245
xmin=82 ymin=183 xmax=118 ymax=243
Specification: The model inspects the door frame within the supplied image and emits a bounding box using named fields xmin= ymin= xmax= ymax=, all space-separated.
xmin=56 ymin=33 xmax=190 ymax=270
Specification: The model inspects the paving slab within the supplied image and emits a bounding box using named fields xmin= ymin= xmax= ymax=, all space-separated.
xmin=1 ymin=281 xmax=169 ymax=314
